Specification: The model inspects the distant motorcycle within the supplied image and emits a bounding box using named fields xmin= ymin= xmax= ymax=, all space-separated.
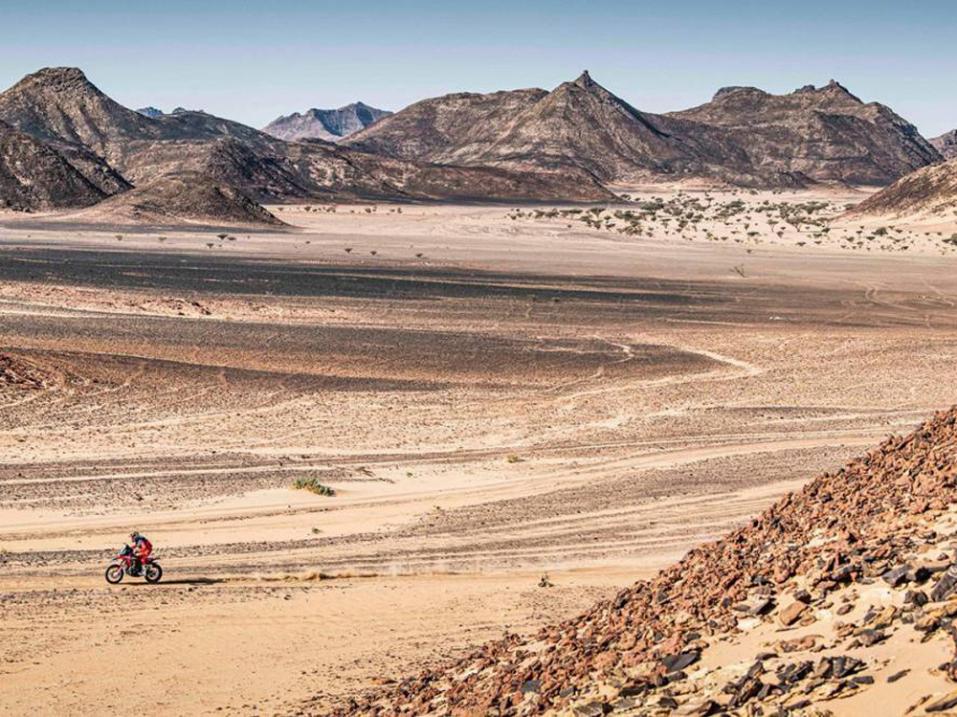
xmin=105 ymin=544 xmax=163 ymax=584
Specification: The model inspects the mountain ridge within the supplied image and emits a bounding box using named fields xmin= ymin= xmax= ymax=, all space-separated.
xmin=0 ymin=67 xmax=611 ymax=212
xmin=0 ymin=66 xmax=946 ymax=216
xmin=347 ymin=72 xmax=941 ymax=188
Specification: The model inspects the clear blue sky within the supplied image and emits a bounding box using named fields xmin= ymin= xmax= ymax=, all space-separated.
xmin=1 ymin=0 xmax=955 ymax=135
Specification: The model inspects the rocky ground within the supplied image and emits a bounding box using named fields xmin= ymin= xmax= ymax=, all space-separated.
xmin=340 ymin=409 xmax=957 ymax=716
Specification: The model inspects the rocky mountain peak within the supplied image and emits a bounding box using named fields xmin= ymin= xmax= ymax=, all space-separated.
xmin=712 ymin=85 xmax=768 ymax=101
xmin=573 ymin=70 xmax=595 ymax=89
xmin=821 ymin=78 xmax=861 ymax=101
xmin=16 ymin=66 xmax=92 ymax=91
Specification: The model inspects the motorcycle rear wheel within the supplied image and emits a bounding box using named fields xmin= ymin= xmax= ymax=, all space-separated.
xmin=144 ymin=563 xmax=163 ymax=584
xmin=105 ymin=564 xmax=124 ymax=584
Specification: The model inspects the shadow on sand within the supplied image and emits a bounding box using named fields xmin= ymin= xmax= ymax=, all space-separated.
xmin=127 ymin=577 xmax=225 ymax=586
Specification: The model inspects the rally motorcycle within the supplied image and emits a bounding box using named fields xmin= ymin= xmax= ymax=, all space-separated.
xmin=104 ymin=544 xmax=163 ymax=584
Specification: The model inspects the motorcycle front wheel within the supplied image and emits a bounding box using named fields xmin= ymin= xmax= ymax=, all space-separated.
xmin=105 ymin=564 xmax=124 ymax=584
xmin=144 ymin=563 xmax=163 ymax=584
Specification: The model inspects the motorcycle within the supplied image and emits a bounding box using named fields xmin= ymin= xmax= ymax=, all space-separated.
xmin=105 ymin=544 xmax=163 ymax=584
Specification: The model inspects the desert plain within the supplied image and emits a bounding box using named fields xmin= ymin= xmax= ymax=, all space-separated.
xmin=2 ymin=188 xmax=957 ymax=715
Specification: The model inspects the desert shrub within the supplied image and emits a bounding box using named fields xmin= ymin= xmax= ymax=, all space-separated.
xmin=294 ymin=477 xmax=336 ymax=496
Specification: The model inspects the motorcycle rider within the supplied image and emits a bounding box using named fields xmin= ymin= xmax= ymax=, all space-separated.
xmin=129 ymin=531 xmax=153 ymax=575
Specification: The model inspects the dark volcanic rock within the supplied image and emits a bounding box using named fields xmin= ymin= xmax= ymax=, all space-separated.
xmin=661 ymin=650 xmax=700 ymax=672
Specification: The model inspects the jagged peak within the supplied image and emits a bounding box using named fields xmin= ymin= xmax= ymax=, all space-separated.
xmin=573 ymin=70 xmax=595 ymax=89
xmin=822 ymin=79 xmax=861 ymax=101
xmin=557 ymin=70 xmax=615 ymax=99
xmin=791 ymin=80 xmax=862 ymax=103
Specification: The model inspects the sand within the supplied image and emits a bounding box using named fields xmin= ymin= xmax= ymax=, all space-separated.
xmin=1 ymin=188 xmax=957 ymax=714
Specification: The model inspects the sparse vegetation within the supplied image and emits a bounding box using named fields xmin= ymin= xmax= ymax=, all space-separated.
xmin=293 ymin=477 xmax=336 ymax=496
xmin=503 ymin=193 xmax=956 ymax=255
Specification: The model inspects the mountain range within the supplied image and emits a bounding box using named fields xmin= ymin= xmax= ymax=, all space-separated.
xmin=0 ymin=66 xmax=950 ymax=223
xmin=346 ymin=71 xmax=941 ymax=188
xmin=262 ymin=102 xmax=391 ymax=142
xmin=0 ymin=67 xmax=610 ymax=221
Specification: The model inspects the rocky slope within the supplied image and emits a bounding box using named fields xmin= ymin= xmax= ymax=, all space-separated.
xmin=333 ymin=407 xmax=957 ymax=716
xmin=76 ymin=171 xmax=284 ymax=226
xmin=0 ymin=120 xmax=111 ymax=211
xmin=263 ymin=102 xmax=391 ymax=142
xmin=849 ymin=159 xmax=957 ymax=218
xmin=347 ymin=72 xmax=941 ymax=188
xmin=932 ymin=130 xmax=957 ymax=160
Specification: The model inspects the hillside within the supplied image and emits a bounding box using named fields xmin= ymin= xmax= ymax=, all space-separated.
xmin=671 ymin=81 xmax=941 ymax=186
xmin=932 ymin=130 xmax=957 ymax=160
xmin=0 ymin=119 xmax=111 ymax=211
xmin=335 ymin=407 xmax=957 ymax=716
xmin=849 ymin=159 xmax=957 ymax=218
xmin=263 ymin=102 xmax=391 ymax=142
xmin=74 ymin=171 xmax=285 ymax=226
xmin=347 ymin=73 xmax=940 ymax=188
